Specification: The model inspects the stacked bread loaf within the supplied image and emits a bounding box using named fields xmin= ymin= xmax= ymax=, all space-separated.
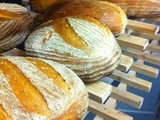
xmin=29 ymin=0 xmax=127 ymax=35
xmin=0 ymin=1 xmax=125 ymax=119
xmin=0 ymin=3 xmax=33 ymax=53
xmin=103 ymin=0 xmax=160 ymax=17
xmin=25 ymin=16 xmax=122 ymax=82
xmin=0 ymin=56 xmax=88 ymax=120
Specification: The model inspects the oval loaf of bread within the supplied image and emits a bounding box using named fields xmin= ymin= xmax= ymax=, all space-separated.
xmin=0 ymin=56 xmax=88 ymax=120
xmin=44 ymin=0 xmax=127 ymax=35
xmin=0 ymin=3 xmax=33 ymax=53
xmin=104 ymin=0 xmax=160 ymax=17
xmin=25 ymin=16 xmax=122 ymax=82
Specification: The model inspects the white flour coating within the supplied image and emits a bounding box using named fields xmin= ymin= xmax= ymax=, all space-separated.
xmin=41 ymin=58 xmax=87 ymax=96
xmin=0 ymin=3 xmax=28 ymax=13
xmin=2 ymin=56 xmax=88 ymax=119
xmin=6 ymin=57 xmax=70 ymax=119
xmin=0 ymin=70 xmax=32 ymax=120
xmin=41 ymin=58 xmax=88 ymax=118
xmin=25 ymin=17 xmax=116 ymax=60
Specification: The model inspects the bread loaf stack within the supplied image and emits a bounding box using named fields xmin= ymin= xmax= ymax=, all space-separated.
xmin=25 ymin=16 xmax=122 ymax=82
xmin=44 ymin=0 xmax=127 ymax=35
xmin=0 ymin=56 xmax=88 ymax=120
xmin=104 ymin=0 xmax=160 ymax=17
xmin=0 ymin=3 xmax=33 ymax=53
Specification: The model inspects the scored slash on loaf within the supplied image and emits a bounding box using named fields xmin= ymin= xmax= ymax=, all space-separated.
xmin=0 ymin=3 xmax=33 ymax=53
xmin=0 ymin=56 xmax=88 ymax=120
xmin=25 ymin=16 xmax=122 ymax=83
xmin=44 ymin=0 xmax=127 ymax=35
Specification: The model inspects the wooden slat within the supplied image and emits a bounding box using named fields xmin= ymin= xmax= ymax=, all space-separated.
xmin=131 ymin=62 xmax=159 ymax=78
xmin=88 ymin=99 xmax=133 ymax=120
xmin=111 ymin=70 xmax=152 ymax=92
xmin=122 ymin=48 xmax=160 ymax=66
xmin=86 ymin=81 xmax=112 ymax=103
xmin=94 ymin=83 xmax=127 ymax=120
xmin=117 ymin=34 xmax=149 ymax=51
xmin=117 ymin=55 xmax=133 ymax=72
xmin=131 ymin=32 xmax=160 ymax=40
xmin=105 ymin=84 xmax=127 ymax=109
xmin=111 ymin=87 xmax=143 ymax=109
xmin=127 ymin=20 xmax=159 ymax=34
xmin=1 ymin=48 xmax=26 ymax=56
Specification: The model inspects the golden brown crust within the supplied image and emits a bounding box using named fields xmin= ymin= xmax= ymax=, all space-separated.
xmin=44 ymin=0 xmax=127 ymax=35
xmin=0 ymin=3 xmax=33 ymax=53
xmin=0 ymin=56 xmax=88 ymax=120
xmin=0 ymin=106 xmax=11 ymax=120
xmin=30 ymin=0 xmax=70 ymax=13
xmin=0 ymin=59 xmax=51 ymax=117
xmin=104 ymin=0 xmax=160 ymax=17
xmin=25 ymin=16 xmax=122 ymax=82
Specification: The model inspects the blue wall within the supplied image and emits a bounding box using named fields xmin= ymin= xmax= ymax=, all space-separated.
xmin=117 ymin=62 xmax=160 ymax=120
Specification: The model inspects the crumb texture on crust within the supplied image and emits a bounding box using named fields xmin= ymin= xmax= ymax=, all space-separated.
xmin=44 ymin=0 xmax=127 ymax=35
xmin=25 ymin=16 xmax=122 ymax=82
xmin=104 ymin=0 xmax=160 ymax=17
xmin=0 ymin=3 xmax=33 ymax=53
xmin=0 ymin=56 xmax=88 ymax=120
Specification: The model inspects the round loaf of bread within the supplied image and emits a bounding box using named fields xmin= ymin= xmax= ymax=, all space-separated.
xmin=44 ymin=0 xmax=127 ymax=35
xmin=25 ymin=16 xmax=122 ymax=82
xmin=103 ymin=0 xmax=160 ymax=17
xmin=0 ymin=3 xmax=33 ymax=53
xmin=0 ymin=56 xmax=88 ymax=120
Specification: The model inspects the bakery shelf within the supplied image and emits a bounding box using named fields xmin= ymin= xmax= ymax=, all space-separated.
xmin=1 ymin=17 xmax=160 ymax=120
xmin=1 ymin=1 xmax=160 ymax=119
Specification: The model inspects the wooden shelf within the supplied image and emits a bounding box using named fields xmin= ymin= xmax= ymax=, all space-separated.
xmin=2 ymin=2 xmax=160 ymax=119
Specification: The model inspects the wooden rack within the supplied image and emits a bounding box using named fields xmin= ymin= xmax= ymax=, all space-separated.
xmin=85 ymin=19 xmax=160 ymax=120
xmin=2 ymin=2 xmax=160 ymax=119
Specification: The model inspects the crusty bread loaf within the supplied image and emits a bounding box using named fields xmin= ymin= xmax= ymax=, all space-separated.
xmin=103 ymin=0 xmax=160 ymax=17
xmin=0 ymin=56 xmax=88 ymax=120
xmin=25 ymin=16 xmax=122 ymax=82
xmin=44 ymin=0 xmax=127 ymax=35
xmin=30 ymin=0 xmax=70 ymax=13
xmin=0 ymin=3 xmax=33 ymax=53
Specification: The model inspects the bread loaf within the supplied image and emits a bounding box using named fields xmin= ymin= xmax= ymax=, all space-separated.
xmin=44 ymin=0 xmax=127 ymax=35
xmin=0 ymin=56 xmax=88 ymax=120
xmin=25 ymin=16 xmax=122 ymax=82
xmin=103 ymin=0 xmax=160 ymax=17
xmin=30 ymin=0 xmax=70 ymax=13
xmin=0 ymin=3 xmax=33 ymax=53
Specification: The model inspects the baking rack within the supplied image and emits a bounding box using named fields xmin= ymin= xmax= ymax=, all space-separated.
xmin=2 ymin=1 xmax=160 ymax=119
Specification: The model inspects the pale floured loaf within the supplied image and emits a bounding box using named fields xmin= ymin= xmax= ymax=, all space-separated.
xmin=44 ymin=0 xmax=127 ymax=35
xmin=25 ymin=16 xmax=122 ymax=82
xmin=103 ymin=0 xmax=160 ymax=17
xmin=0 ymin=3 xmax=33 ymax=53
xmin=0 ymin=56 xmax=88 ymax=120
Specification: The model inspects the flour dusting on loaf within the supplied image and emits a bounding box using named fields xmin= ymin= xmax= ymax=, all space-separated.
xmin=0 ymin=3 xmax=33 ymax=53
xmin=25 ymin=16 xmax=122 ymax=82
xmin=0 ymin=56 xmax=88 ymax=120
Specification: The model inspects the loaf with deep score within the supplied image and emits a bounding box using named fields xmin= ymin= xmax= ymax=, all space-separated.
xmin=25 ymin=16 xmax=122 ymax=82
xmin=44 ymin=0 xmax=127 ymax=35
xmin=0 ymin=56 xmax=88 ymax=120
xmin=0 ymin=3 xmax=33 ymax=53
